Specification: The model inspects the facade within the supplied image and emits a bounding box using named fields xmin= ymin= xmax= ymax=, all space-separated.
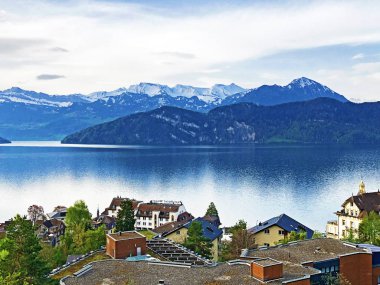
xmin=106 ymin=231 xmax=147 ymax=259
xmin=102 ymin=197 xmax=141 ymax=218
xmin=241 ymin=238 xmax=380 ymax=285
xmin=248 ymin=213 xmax=314 ymax=246
xmin=134 ymin=200 xmax=187 ymax=230
xmin=327 ymin=181 xmax=380 ymax=239
xmin=46 ymin=206 xmax=68 ymax=221
xmin=102 ymin=197 xmax=189 ymax=230
xmin=36 ymin=218 xmax=66 ymax=246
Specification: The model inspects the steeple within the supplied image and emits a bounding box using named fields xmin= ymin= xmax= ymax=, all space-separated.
xmin=358 ymin=180 xmax=366 ymax=195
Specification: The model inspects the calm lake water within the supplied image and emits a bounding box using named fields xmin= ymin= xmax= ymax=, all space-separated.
xmin=1 ymin=141 xmax=380 ymax=231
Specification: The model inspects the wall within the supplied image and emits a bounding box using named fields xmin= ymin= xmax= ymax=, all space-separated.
xmin=254 ymin=225 xmax=286 ymax=246
xmin=337 ymin=202 xmax=362 ymax=239
xmin=372 ymin=266 xmax=380 ymax=285
xmin=165 ymin=227 xmax=188 ymax=244
xmin=211 ymin=238 xmax=219 ymax=261
xmin=251 ymin=262 xmax=283 ymax=281
xmin=283 ymin=278 xmax=310 ymax=285
xmin=339 ymin=252 xmax=372 ymax=285
xmin=106 ymin=236 xmax=147 ymax=259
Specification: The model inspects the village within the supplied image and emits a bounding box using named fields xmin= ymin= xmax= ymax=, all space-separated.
xmin=1 ymin=180 xmax=380 ymax=285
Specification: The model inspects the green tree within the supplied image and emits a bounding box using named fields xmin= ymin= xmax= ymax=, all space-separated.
xmin=184 ymin=221 xmax=212 ymax=258
xmin=65 ymin=200 xmax=92 ymax=231
xmin=229 ymin=220 xmax=255 ymax=258
xmin=0 ymin=215 xmax=50 ymax=285
xmin=277 ymin=229 xmax=307 ymax=245
xmin=312 ymin=231 xmax=323 ymax=239
xmin=359 ymin=211 xmax=380 ymax=245
xmin=115 ymin=200 xmax=135 ymax=232
xmin=205 ymin=202 xmax=219 ymax=217
xmin=84 ymin=225 xmax=106 ymax=252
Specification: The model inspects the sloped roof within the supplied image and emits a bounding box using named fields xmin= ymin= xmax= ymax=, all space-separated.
xmin=153 ymin=221 xmax=186 ymax=236
xmin=248 ymin=214 xmax=314 ymax=239
xmin=184 ymin=217 xmax=223 ymax=241
xmin=343 ymin=191 xmax=380 ymax=213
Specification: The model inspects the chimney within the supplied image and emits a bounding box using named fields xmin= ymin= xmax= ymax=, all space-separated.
xmin=118 ymin=231 xmax=122 ymax=236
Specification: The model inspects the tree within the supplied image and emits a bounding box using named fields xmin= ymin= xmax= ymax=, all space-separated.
xmin=84 ymin=225 xmax=106 ymax=253
xmin=184 ymin=221 xmax=212 ymax=258
xmin=312 ymin=231 xmax=323 ymax=239
xmin=0 ymin=215 xmax=50 ymax=285
xmin=27 ymin=205 xmax=45 ymax=225
xmin=115 ymin=200 xmax=135 ymax=232
xmin=65 ymin=200 xmax=92 ymax=231
xmin=229 ymin=220 xmax=255 ymax=257
xmin=205 ymin=202 xmax=219 ymax=217
xmin=358 ymin=211 xmax=380 ymax=245
xmin=277 ymin=230 xmax=307 ymax=245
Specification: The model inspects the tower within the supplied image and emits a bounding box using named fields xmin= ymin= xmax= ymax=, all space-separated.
xmin=358 ymin=180 xmax=366 ymax=195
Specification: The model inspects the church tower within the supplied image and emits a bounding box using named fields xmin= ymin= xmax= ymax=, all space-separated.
xmin=358 ymin=180 xmax=366 ymax=195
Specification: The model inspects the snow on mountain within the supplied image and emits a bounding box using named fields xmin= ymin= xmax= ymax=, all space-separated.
xmin=126 ymin=82 xmax=246 ymax=103
xmin=0 ymin=87 xmax=89 ymax=107
xmin=88 ymin=88 xmax=128 ymax=101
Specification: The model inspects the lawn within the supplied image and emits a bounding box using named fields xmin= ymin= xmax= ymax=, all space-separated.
xmin=51 ymin=252 xmax=109 ymax=280
xmin=138 ymin=230 xmax=156 ymax=240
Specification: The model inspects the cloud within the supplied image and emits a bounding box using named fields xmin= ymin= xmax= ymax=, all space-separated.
xmin=49 ymin=47 xmax=69 ymax=53
xmin=0 ymin=0 xmax=380 ymax=101
xmin=154 ymin=51 xmax=195 ymax=59
xmin=0 ymin=37 xmax=48 ymax=54
xmin=352 ymin=53 xmax=364 ymax=60
xmin=36 ymin=74 xmax=65 ymax=80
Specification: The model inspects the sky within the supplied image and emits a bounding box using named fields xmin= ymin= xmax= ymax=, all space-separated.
xmin=0 ymin=0 xmax=380 ymax=101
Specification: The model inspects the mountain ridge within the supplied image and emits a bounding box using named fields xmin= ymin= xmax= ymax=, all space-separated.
xmin=0 ymin=78 xmax=351 ymax=140
xmin=61 ymin=98 xmax=380 ymax=145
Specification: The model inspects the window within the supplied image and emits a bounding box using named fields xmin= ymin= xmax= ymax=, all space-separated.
xmin=279 ymin=230 xmax=285 ymax=235
xmin=342 ymin=220 xmax=346 ymax=226
xmin=264 ymin=229 xmax=270 ymax=234
xmin=330 ymin=266 xmax=335 ymax=272
xmin=264 ymin=243 xmax=270 ymax=247
xmin=355 ymin=211 xmax=358 ymax=216
xmin=350 ymin=210 xmax=353 ymax=216
xmin=342 ymin=230 xmax=346 ymax=236
xmin=176 ymin=230 xmax=181 ymax=235
xmin=350 ymin=221 xmax=354 ymax=228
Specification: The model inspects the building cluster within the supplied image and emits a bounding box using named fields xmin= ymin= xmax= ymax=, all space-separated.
xmin=326 ymin=180 xmax=380 ymax=239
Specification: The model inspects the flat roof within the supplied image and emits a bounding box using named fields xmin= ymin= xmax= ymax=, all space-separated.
xmin=247 ymin=238 xmax=366 ymax=264
xmin=107 ymin=231 xmax=145 ymax=241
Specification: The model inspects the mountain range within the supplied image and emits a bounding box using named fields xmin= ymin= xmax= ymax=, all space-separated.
xmin=62 ymin=98 xmax=380 ymax=145
xmin=0 ymin=136 xmax=10 ymax=144
xmin=0 ymin=77 xmax=348 ymax=140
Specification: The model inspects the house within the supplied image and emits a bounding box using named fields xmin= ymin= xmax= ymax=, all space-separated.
xmin=326 ymin=181 xmax=380 ymax=239
xmin=248 ymin=213 xmax=314 ymax=246
xmin=203 ymin=214 xmax=221 ymax=228
xmin=46 ymin=205 xmax=67 ymax=221
xmin=36 ymin=218 xmax=66 ymax=246
xmin=134 ymin=200 xmax=187 ymax=230
xmin=184 ymin=217 xmax=223 ymax=261
xmin=102 ymin=197 xmax=141 ymax=218
xmin=62 ymin=238 xmax=380 ymax=285
xmin=241 ymin=238 xmax=380 ymax=285
xmin=106 ymin=231 xmax=147 ymax=259
xmin=92 ymin=215 xmax=116 ymax=231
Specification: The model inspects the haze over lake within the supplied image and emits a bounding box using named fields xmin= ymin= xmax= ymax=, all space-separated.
xmin=1 ymin=141 xmax=380 ymax=231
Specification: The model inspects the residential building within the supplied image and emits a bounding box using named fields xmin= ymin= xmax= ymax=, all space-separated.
xmin=46 ymin=205 xmax=68 ymax=221
xmin=36 ymin=218 xmax=66 ymax=246
xmin=134 ymin=200 xmax=187 ymax=230
xmin=92 ymin=215 xmax=116 ymax=231
xmin=248 ymin=213 xmax=314 ymax=246
xmin=64 ymin=238 xmax=380 ymax=285
xmin=106 ymin=231 xmax=147 ymax=259
xmin=327 ymin=181 xmax=380 ymax=239
xmin=241 ymin=238 xmax=380 ymax=285
xmin=102 ymin=197 xmax=141 ymax=218
xmin=153 ymin=217 xmax=222 ymax=261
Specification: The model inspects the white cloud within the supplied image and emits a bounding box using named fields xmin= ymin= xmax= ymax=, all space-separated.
xmin=0 ymin=0 xmax=379 ymax=100
xmin=352 ymin=53 xmax=364 ymax=60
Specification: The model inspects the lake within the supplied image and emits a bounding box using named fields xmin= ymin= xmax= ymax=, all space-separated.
xmin=1 ymin=141 xmax=380 ymax=231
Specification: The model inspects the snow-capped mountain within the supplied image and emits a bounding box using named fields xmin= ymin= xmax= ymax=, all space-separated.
xmin=126 ymin=82 xmax=246 ymax=103
xmin=0 ymin=77 xmax=349 ymax=140
xmin=222 ymin=77 xmax=347 ymax=106
xmin=0 ymin=87 xmax=89 ymax=107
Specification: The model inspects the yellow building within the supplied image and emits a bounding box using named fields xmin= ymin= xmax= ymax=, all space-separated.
xmin=153 ymin=217 xmax=222 ymax=261
xmin=327 ymin=181 xmax=380 ymax=239
xmin=248 ymin=214 xmax=314 ymax=247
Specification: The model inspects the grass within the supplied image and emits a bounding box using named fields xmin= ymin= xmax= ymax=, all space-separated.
xmin=51 ymin=252 xmax=109 ymax=280
xmin=138 ymin=230 xmax=156 ymax=240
